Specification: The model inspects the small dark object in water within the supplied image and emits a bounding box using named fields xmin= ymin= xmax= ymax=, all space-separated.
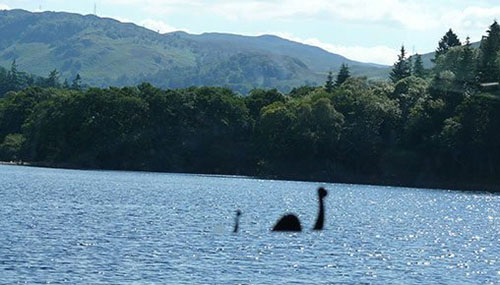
xmin=233 ymin=210 xmax=242 ymax=233
xmin=272 ymin=187 xmax=328 ymax=232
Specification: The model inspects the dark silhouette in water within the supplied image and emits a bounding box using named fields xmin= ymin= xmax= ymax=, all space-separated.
xmin=233 ymin=210 xmax=242 ymax=233
xmin=272 ymin=187 xmax=328 ymax=232
xmin=313 ymin=187 xmax=327 ymax=230
xmin=272 ymin=214 xmax=302 ymax=231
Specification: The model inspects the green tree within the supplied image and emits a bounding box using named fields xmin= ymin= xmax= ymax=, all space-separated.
xmin=429 ymin=70 xmax=461 ymax=112
xmin=434 ymin=29 xmax=462 ymax=62
xmin=46 ymin=69 xmax=60 ymax=88
xmin=255 ymin=102 xmax=296 ymax=170
xmin=432 ymin=43 xmax=476 ymax=105
xmin=335 ymin=63 xmax=351 ymax=86
xmin=245 ymin=89 xmax=286 ymax=120
xmin=62 ymin=79 xmax=70 ymax=89
xmin=333 ymin=78 xmax=400 ymax=175
xmin=390 ymin=46 xmax=412 ymax=83
xmin=0 ymin=133 xmax=26 ymax=161
xmin=325 ymin=71 xmax=334 ymax=93
xmin=289 ymin=86 xmax=317 ymax=98
xmin=23 ymin=87 xmax=150 ymax=167
xmin=403 ymin=97 xmax=445 ymax=148
xmin=438 ymin=93 xmax=500 ymax=181
xmin=8 ymin=60 xmax=22 ymax=91
xmin=412 ymin=54 xmax=425 ymax=78
xmin=309 ymin=98 xmax=344 ymax=158
xmin=71 ymin=74 xmax=82 ymax=90
xmin=392 ymin=76 xmax=429 ymax=120
xmin=0 ymin=67 xmax=7 ymax=96
xmin=0 ymin=88 xmax=53 ymax=142
xmin=477 ymin=21 xmax=500 ymax=83
xmin=457 ymin=37 xmax=477 ymax=90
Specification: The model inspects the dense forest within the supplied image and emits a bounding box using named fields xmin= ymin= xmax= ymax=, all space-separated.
xmin=1 ymin=22 xmax=500 ymax=191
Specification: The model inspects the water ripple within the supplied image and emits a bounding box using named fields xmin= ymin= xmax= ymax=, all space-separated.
xmin=0 ymin=165 xmax=499 ymax=284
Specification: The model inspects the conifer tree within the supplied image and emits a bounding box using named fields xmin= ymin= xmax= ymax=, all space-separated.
xmin=325 ymin=71 xmax=334 ymax=92
xmin=478 ymin=21 xmax=500 ymax=83
xmin=63 ymin=79 xmax=70 ymax=89
xmin=8 ymin=60 xmax=21 ymax=91
xmin=335 ymin=63 xmax=350 ymax=86
xmin=26 ymin=75 xmax=35 ymax=87
xmin=433 ymin=29 xmax=462 ymax=62
xmin=412 ymin=54 xmax=425 ymax=78
xmin=71 ymin=74 xmax=82 ymax=90
xmin=458 ymin=37 xmax=476 ymax=88
xmin=46 ymin=69 xmax=60 ymax=88
xmin=9 ymin=59 xmax=18 ymax=77
xmin=390 ymin=45 xmax=411 ymax=83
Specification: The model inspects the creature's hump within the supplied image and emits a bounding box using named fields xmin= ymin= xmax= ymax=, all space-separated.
xmin=272 ymin=214 xmax=302 ymax=232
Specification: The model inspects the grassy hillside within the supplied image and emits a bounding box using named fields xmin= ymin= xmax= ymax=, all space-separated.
xmin=0 ymin=9 xmax=390 ymax=93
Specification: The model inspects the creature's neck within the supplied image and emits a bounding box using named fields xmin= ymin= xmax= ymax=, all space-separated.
xmin=313 ymin=197 xmax=325 ymax=230
xmin=233 ymin=217 xmax=240 ymax=233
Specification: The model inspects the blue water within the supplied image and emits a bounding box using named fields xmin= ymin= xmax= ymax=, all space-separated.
xmin=0 ymin=165 xmax=499 ymax=284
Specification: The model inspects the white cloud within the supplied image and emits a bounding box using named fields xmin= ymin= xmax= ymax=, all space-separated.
xmin=95 ymin=0 xmax=500 ymax=38
xmin=210 ymin=0 xmax=439 ymax=30
xmin=110 ymin=16 xmax=133 ymax=23
xmin=96 ymin=15 xmax=187 ymax=34
xmin=315 ymin=42 xmax=399 ymax=66
xmin=440 ymin=6 xmax=500 ymax=41
xmin=0 ymin=3 xmax=9 ymax=10
xmin=100 ymin=0 xmax=439 ymax=30
xmin=101 ymin=0 xmax=201 ymax=15
xmin=139 ymin=19 xmax=187 ymax=34
xmin=97 ymin=1 xmax=500 ymax=39
xmin=268 ymin=32 xmax=399 ymax=65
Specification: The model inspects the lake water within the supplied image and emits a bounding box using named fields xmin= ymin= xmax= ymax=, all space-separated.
xmin=0 ymin=165 xmax=499 ymax=284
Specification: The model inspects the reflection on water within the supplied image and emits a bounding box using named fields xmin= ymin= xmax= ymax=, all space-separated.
xmin=0 ymin=165 xmax=499 ymax=284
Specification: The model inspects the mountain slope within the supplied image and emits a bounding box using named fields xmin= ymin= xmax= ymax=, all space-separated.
xmin=0 ymin=9 xmax=390 ymax=93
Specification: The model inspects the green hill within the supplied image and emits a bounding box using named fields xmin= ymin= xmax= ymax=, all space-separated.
xmin=0 ymin=9 xmax=390 ymax=93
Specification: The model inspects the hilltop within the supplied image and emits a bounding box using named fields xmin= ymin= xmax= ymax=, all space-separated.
xmin=0 ymin=9 xmax=389 ymax=93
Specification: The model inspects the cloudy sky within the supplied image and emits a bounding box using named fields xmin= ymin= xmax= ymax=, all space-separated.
xmin=1 ymin=0 xmax=500 ymax=65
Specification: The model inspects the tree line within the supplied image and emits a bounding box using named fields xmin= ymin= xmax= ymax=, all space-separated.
xmin=0 ymin=61 xmax=85 ymax=100
xmin=1 ymin=22 xmax=500 ymax=191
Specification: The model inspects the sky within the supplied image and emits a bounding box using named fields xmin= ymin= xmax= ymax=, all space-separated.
xmin=1 ymin=0 xmax=500 ymax=65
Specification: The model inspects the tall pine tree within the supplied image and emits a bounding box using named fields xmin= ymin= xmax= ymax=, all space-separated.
xmin=71 ymin=74 xmax=82 ymax=90
xmin=433 ymin=29 xmax=461 ymax=62
xmin=457 ymin=37 xmax=476 ymax=88
xmin=46 ymin=69 xmax=60 ymax=88
xmin=412 ymin=54 xmax=425 ymax=78
xmin=8 ymin=60 xmax=21 ymax=91
xmin=478 ymin=21 xmax=500 ymax=83
xmin=335 ymin=63 xmax=350 ymax=86
xmin=325 ymin=71 xmax=334 ymax=92
xmin=390 ymin=45 xmax=411 ymax=83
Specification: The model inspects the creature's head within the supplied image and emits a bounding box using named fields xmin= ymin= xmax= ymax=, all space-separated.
xmin=318 ymin=187 xmax=328 ymax=198
xmin=236 ymin=210 xmax=242 ymax=216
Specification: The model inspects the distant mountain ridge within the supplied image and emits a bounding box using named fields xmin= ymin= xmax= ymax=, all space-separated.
xmin=0 ymin=9 xmax=390 ymax=93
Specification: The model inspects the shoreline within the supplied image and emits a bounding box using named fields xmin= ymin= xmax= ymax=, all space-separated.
xmin=0 ymin=161 xmax=29 ymax=166
xmin=1 ymin=160 xmax=499 ymax=193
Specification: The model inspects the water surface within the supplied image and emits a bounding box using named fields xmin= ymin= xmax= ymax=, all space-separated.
xmin=0 ymin=165 xmax=499 ymax=284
